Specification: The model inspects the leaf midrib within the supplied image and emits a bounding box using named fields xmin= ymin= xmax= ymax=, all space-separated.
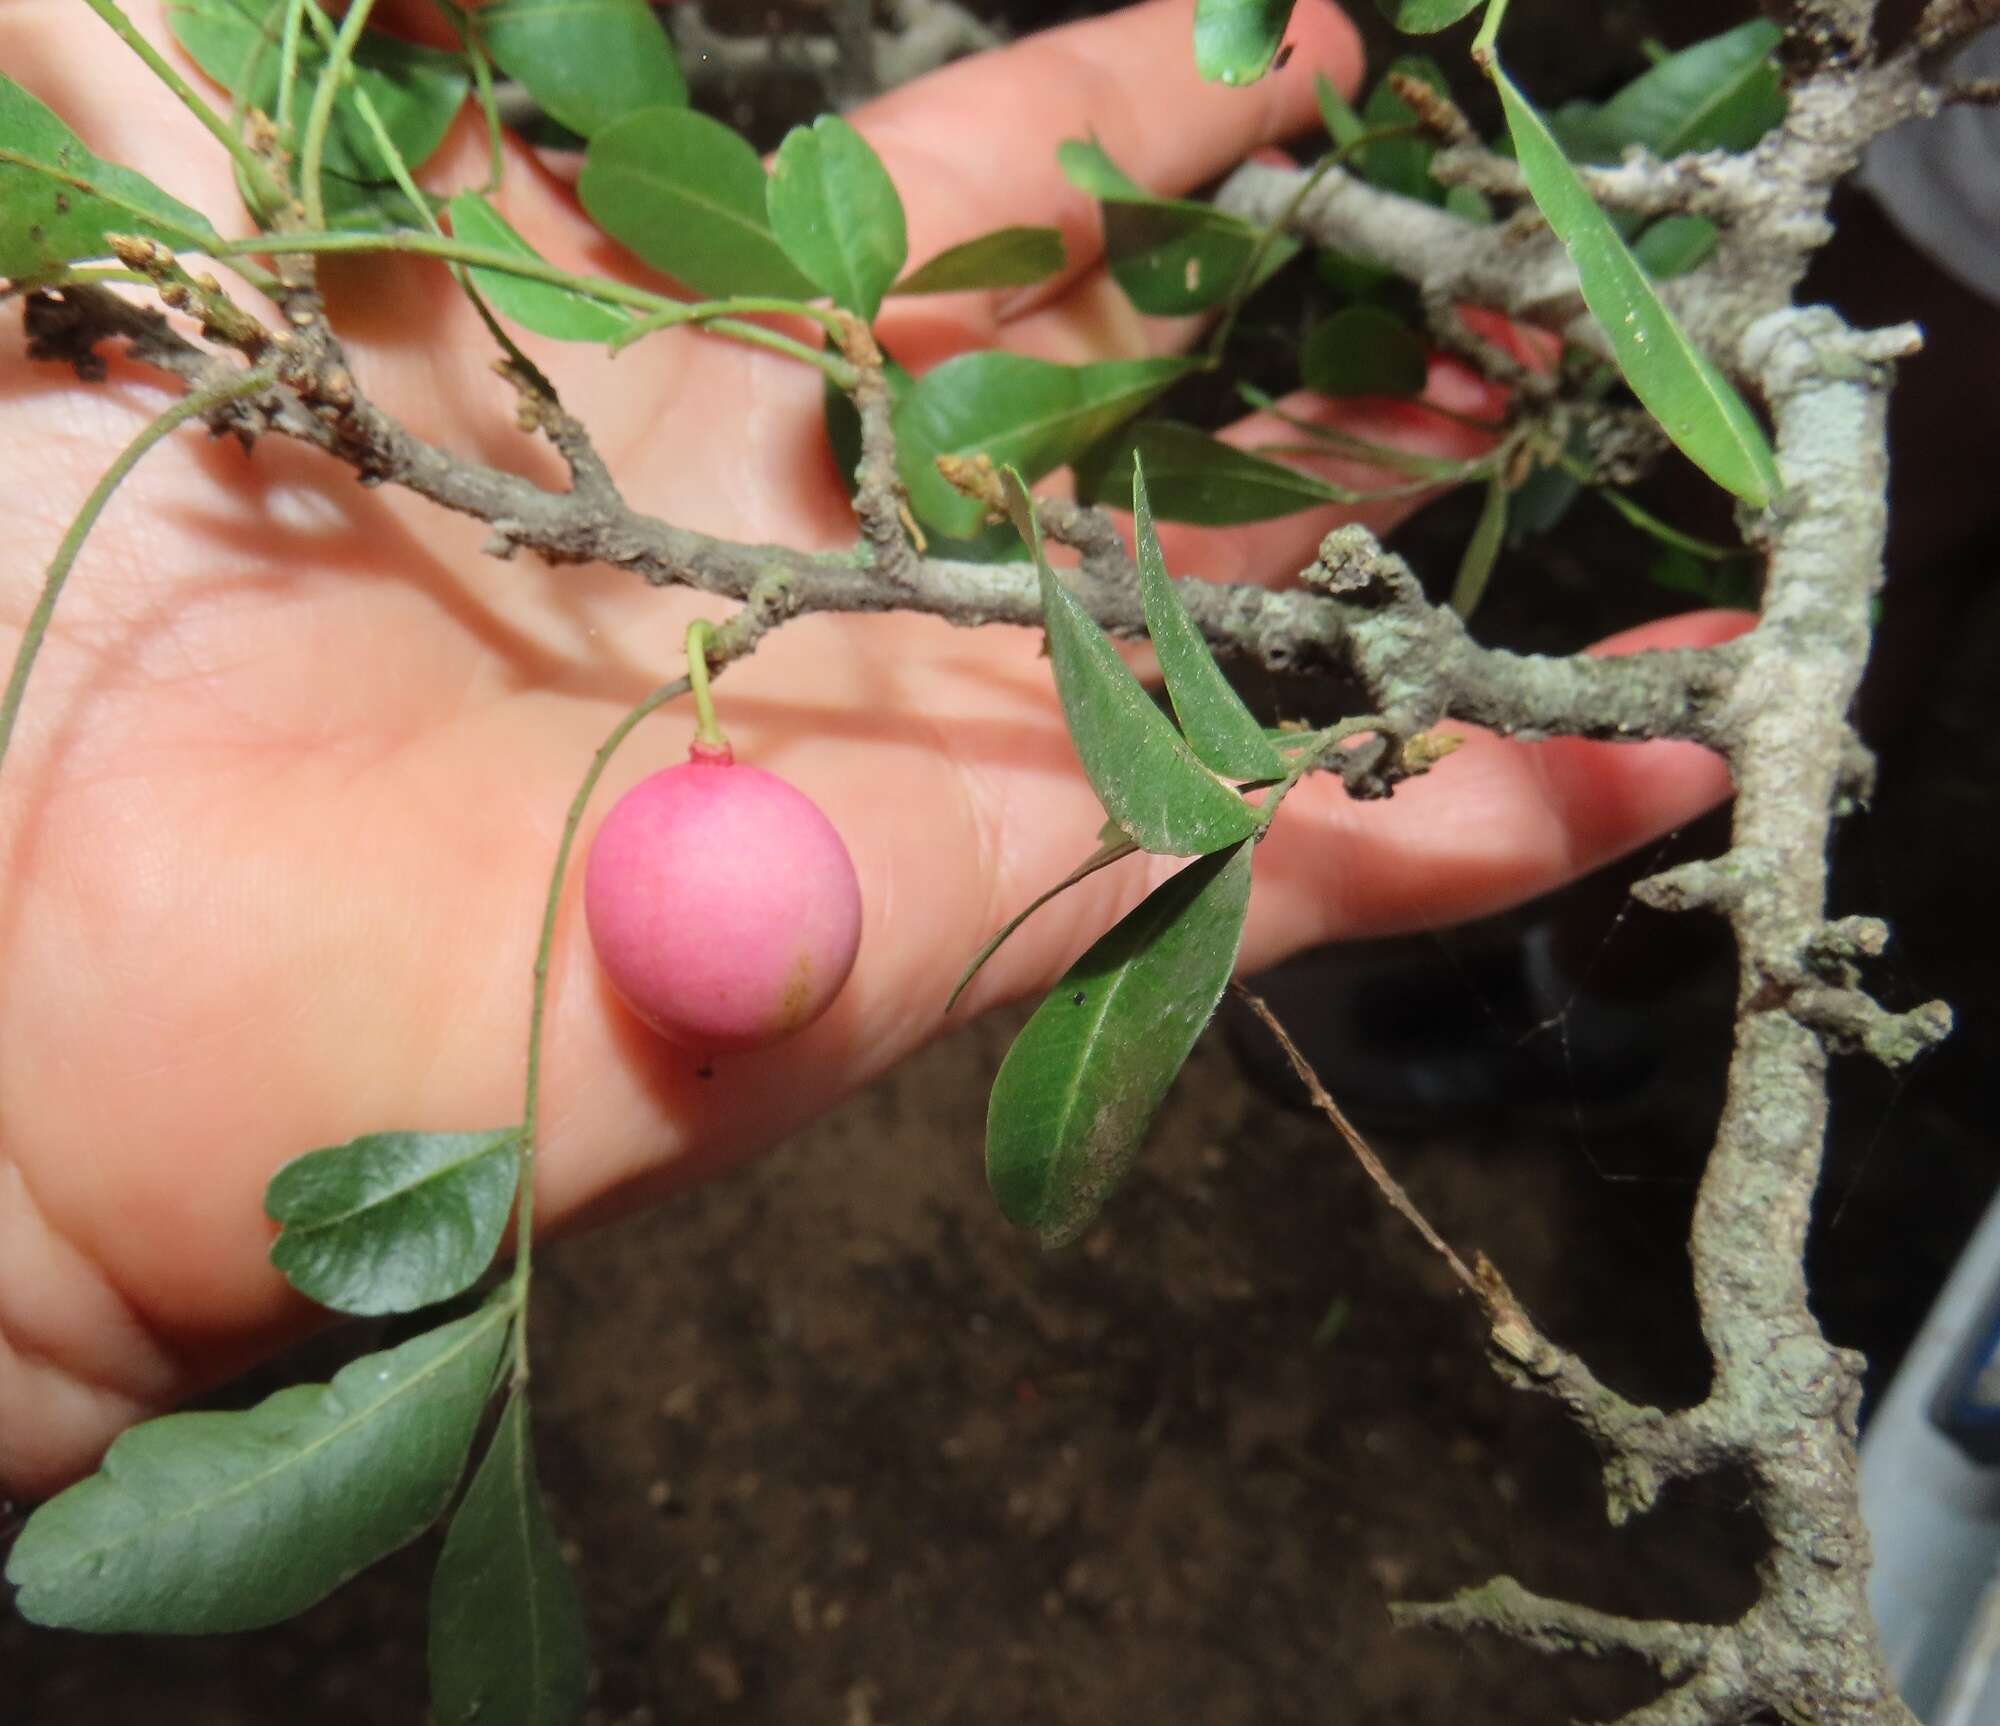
xmin=275 ymin=1133 xmax=516 ymax=1236
xmin=26 ymin=1304 xmax=510 ymax=1587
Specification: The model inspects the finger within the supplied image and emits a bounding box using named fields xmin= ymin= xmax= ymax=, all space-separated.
xmin=1241 ymin=609 xmax=1749 ymax=965
xmin=869 ymin=0 xmax=1361 ymax=362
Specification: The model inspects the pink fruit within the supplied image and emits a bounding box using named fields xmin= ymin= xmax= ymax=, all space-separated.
xmin=584 ymin=746 xmax=863 ymax=1052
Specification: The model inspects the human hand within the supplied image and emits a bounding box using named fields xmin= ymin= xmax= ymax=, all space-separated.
xmin=0 ymin=0 xmax=1736 ymax=1498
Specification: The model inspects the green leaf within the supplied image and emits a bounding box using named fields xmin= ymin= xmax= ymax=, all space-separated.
xmin=1132 ymin=457 xmax=1287 ymax=778
xmin=1076 ymin=420 xmax=1358 ymax=523
xmin=1591 ymin=485 xmax=1741 ymax=560
xmin=6 ymin=1302 xmax=510 ymax=1633
xmin=892 ymin=226 xmax=1065 ymax=295
xmin=1448 ymin=474 xmax=1507 ymax=618
xmin=1375 ymin=0 xmax=1487 ymax=32
xmin=767 ymin=114 xmax=908 ymax=321
xmin=430 ymin=1393 xmax=588 ymax=1726
xmin=1358 ymin=56 xmax=1450 ymax=204
xmin=1491 ymin=64 xmax=1779 ymax=507
xmin=986 ymin=841 xmax=1254 ymax=1246
xmin=1595 ymin=21 xmax=1784 ymax=157
xmin=1193 ymin=0 xmax=1298 ymax=85
xmin=478 ymin=0 xmax=686 ymax=138
xmin=1059 ymin=139 xmax=1295 ymax=316
xmin=266 ymin=1127 xmax=522 ymax=1317
xmin=1316 ymin=72 xmax=1365 ymax=148
xmin=1001 ymin=471 xmax=1260 ymax=857
xmin=1631 ymin=213 xmax=1718 ymax=278
xmin=947 ymin=834 xmax=1140 ymax=1013
xmin=579 ymin=107 xmax=817 ymax=298
xmin=895 ymin=352 xmax=1193 ymax=540
xmin=1302 ymin=305 xmax=1429 ymax=398
xmin=0 ymin=72 xmax=222 ymax=278
xmin=167 ymin=0 xmax=468 ymax=187
xmin=446 ymin=193 xmax=630 ymax=341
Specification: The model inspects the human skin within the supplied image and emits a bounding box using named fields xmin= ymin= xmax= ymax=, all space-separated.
xmin=0 ymin=0 xmax=1740 ymax=1498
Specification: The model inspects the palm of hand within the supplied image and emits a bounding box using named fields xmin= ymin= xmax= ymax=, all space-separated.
xmin=0 ymin=0 xmax=1732 ymax=1496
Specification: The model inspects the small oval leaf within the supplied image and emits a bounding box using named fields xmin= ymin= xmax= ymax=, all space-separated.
xmin=1357 ymin=56 xmax=1451 ymax=203
xmin=986 ymin=841 xmax=1255 ymax=1247
xmin=895 ymin=352 xmax=1194 ymax=540
xmin=0 ymin=72 xmax=222 ymax=277
xmin=1059 ymin=138 xmax=1294 ymax=315
xmin=1302 ymin=306 xmax=1430 ymax=398
xmin=1132 ymin=457 xmax=1288 ymax=779
xmin=446 ymin=193 xmax=631 ymax=342
xmin=266 ymin=1127 xmax=521 ymax=1316
xmin=478 ymin=0 xmax=686 ymax=137
xmin=892 ymin=226 xmax=1065 ymax=296
xmin=1375 ymin=0 xmax=1487 ymax=33
xmin=1193 ymin=0 xmax=1299 ymax=86
xmin=767 ymin=114 xmax=908 ymax=321
xmin=1595 ymin=21 xmax=1784 ymax=157
xmin=1002 ymin=471 xmax=1260 ymax=857
xmin=1492 ymin=64 xmax=1780 ymax=507
xmin=430 ymin=1393 xmax=589 ymax=1726
xmin=6 ymin=1302 xmax=510 ymax=1633
xmin=167 ymin=0 xmax=469 ymax=188
xmin=579 ymin=107 xmax=817 ymax=298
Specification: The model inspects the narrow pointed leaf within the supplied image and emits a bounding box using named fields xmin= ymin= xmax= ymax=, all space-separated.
xmin=446 ymin=193 xmax=630 ymax=341
xmin=1375 ymin=0 xmax=1487 ymax=32
xmin=893 ymin=226 xmax=1065 ymax=295
xmin=0 ymin=73 xmax=221 ymax=277
xmin=1002 ymin=471 xmax=1259 ymax=856
xmin=1596 ymin=21 xmax=1784 ymax=157
xmin=987 ymin=841 xmax=1254 ymax=1246
xmin=767 ymin=115 xmax=907 ymax=321
xmin=1058 ymin=139 xmax=1295 ymax=315
xmin=579 ymin=107 xmax=816 ymax=298
xmin=1076 ymin=420 xmax=1359 ymax=523
xmin=478 ymin=0 xmax=686 ymax=137
xmin=266 ymin=1127 xmax=521 ymax=1316
xmin=1193 ymin=0 xmax=1298 ymax=85
xmin=430 ymin=1393 xmax=588 ymax=1726
xmin=1492 ymin=64 xmax=1779 ymax=507
xmin=1448 ymin=475 xmax=1508 ymax=618
xmin=1316 ymin=73 xmax=1365 ymax=148
xmin=946 ymin=835 xmax=1139 ymax=1014
xmin=895 ymin=352 xmax=1193 ymax=539
xmin=1302 ymin=306 xmax=1429 ymax=398
xmin=1131 ymin=459 xmax=1287 ymax=778
xmin=6 ymin=1302 xmax=510 ymax=1633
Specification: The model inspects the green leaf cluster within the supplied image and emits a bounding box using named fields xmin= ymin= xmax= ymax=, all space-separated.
xmin=971 ymin=463 xmax=1303 ymax=1247
xmin=167 ymin=0 xmax=468 ymax=224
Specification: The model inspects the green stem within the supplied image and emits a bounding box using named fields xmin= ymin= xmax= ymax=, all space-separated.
xmin=685 ymin=620 xmax=727 ymax=751
xmin=510 ymin=673 xmax=693 ymax=1380
xmin=0 ymin=366 xmax=277 ymax=782
xmin=274 ymin=0 xmax=308 ymax=138
xmin=1253 ymin=713 xmax=1391 ymax=828
xmin=299 ymin=0 xmax=379 ymax=232
xmin=79 ymin=0 xmax=286 ymax=214
xmin=1472 ymin=0 xmax=1512 ymax=57
xmin=433 ymin=0 xmax=508 ymax=192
